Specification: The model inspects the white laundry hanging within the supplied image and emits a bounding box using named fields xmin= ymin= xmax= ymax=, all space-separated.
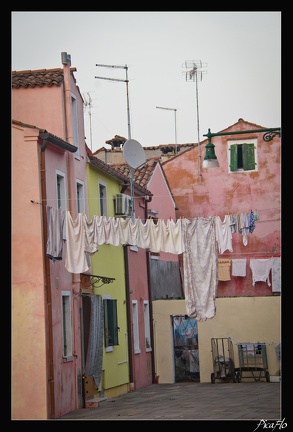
xmin=231 ymin=258 xmax=247 ymax=277
xmin=46 ymin=206 xmax=65 ymax=261
xmin=182 ymin=217 xmax=218 ymax=321
xmin=250 ymin=258 xmax=273 ymax=287
xmin=214 ymin=215 xmax=233 ymax=254
xmin=272 ymin=257 xmax=281 ymax=292
xmin=65 ymin=211 xmax=89 ymax=273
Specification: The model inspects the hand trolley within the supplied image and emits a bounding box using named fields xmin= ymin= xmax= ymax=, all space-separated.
xmin=210 ymin=337 xmax=237 ymax=383
xmin=235 ymin=342 xmax=270 ymax=382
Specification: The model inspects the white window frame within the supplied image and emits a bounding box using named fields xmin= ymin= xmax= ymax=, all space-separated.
xmin=143 ymin=300 xmax=152 ymax=352
xmin=98 ymin=180 xmax=108 ymax=217
xmin=132 ymin=300 xmax=140 ymax=354
xmin=71 ymin=93 xmax=80 ymax=157
xmin=76 ymin=178 xmax=85 ymax=213
xmin=56 ymin=169 xmax=67 ymax=239
xmin=228 ymin=138 xmax=258 ymax=174
xmin=61 ymin=291 xmax=73 ymax=361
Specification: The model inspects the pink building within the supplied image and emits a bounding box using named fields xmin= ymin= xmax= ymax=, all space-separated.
xmin=12 ymin=53 xmax=88 ymax=419
xmin=162 ymin=118 xmax=281 ymax=297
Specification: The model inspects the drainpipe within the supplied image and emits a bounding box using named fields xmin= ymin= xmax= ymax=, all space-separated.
xmin=62 ymin=52 xmax=80 ymax=409
xmin=143 ymin=196 xmax=156 ymax=384
xmin=146 ymin=250 xmax=156 ymax=384
xmin=40 ymin=139 xmax=55 ymax=418
xmin=124 ymin=245 xmax=134 ymax=389
xmin=62 ymin=53 xmax=77 ymax=216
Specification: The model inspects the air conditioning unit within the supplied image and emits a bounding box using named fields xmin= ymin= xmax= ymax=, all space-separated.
xmin=114 ymin=193 xmax=132 ymax=216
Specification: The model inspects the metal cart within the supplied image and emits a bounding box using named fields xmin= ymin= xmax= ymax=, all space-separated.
xmin=235 ymin=342 xmax=270 ymax=382
xmin=210 ymin=337 xmax=237 ymax=383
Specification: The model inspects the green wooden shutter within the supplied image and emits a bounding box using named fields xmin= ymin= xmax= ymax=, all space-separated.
xmin=109 ymin=299 xmax=119 ymax=346
xmin=242 ymin=143 xmax=256 ymax=170
xmin=230 ymin=144 xmax=238 ymax=171
xmin=104 ymin=299 xmax=119 ymax=346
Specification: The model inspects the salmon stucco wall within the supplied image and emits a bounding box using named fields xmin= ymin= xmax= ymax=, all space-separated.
xmin=12 ymin=124 xmax=49 ymax=419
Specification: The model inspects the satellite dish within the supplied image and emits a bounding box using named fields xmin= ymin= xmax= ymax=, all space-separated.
xmin=123 ymin=139 xmax=146 ymax=168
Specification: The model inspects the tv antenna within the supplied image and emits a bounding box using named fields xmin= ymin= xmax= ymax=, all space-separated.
xmin=95 ymin=64 xmax=131 ymax=139
xmin=183 ymin=60 xmax=207 ymax=184
xmin=83 ymin=92 xmax=94 ymax=151
xmin=95 ymin=64 xmax=145 ymax=221
xmin=156 ymin=106 xmax=178 ymax=154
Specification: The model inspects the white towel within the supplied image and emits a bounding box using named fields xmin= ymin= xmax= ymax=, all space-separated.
xmin=232 ymin=258 xmax=247 ymax=277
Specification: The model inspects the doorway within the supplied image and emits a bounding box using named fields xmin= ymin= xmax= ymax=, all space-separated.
xmin=172 ymin=315 xmax=200 ymax=382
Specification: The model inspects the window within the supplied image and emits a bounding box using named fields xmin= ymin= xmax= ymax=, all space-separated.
xmin=62 ymin=291 xmax=73 ymax=360
xmin=99 ymin=181 xmax=108 ymax=216
xmin=104 ymin=299 xmax=119 ymax=348
xmin=56 ymin=170 xmax=67 ymax=238
xmin=143 ymin=301 xmax=152 ymax=351
xmin=71 ymin=93 xmax=79 ymax=156
xmin=132 ymin=300 xmax=140 ymax=354
xmin=228 ymin=139 xmax=257 ymax=172
xmin=76 ymin=179 xmax=85 ymax=213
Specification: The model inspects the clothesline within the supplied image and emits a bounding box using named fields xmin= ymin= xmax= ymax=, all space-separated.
xmin=219 ymin=252 xmax=279 ymax=256
xmin=44 ymin=208 xmax=280 ymax=320
xmin=30 ymin=200 xmax=280 ymax=224
xmin=31 ymin=200 xmax=263 ymax=222
xmin=32 ymin=189 xmax=278 ymax=198
xmin=31 ymin=198 xmax=279 ymax=212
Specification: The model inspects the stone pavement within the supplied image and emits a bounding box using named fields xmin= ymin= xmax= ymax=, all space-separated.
xmin=57 ymin=381 xmax=283 ymax=422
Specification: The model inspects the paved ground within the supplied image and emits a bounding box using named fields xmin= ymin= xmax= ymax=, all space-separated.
xmin=57 ymin=381 xmax=282 ymax=422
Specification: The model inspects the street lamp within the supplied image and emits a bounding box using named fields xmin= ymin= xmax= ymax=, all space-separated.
xmin=202 ymin=127 xmax=281 ymax=169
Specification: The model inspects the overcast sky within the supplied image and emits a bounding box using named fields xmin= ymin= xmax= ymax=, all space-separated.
xmin=11 ymin=11 xmax=281 ymax=152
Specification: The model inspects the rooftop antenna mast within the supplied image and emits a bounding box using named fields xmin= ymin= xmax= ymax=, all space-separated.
xmin=83 ymin=92 xmax=93 ymax=151
xmin=95 ymin=64 xmax=131 ymax=139
xmin=183 ymin=60 xmax=207 ymax=184
xmin=95 ymin=64 xmax=137 ymax=220
xmin=156 ymin=106 xmax=178 ymax=154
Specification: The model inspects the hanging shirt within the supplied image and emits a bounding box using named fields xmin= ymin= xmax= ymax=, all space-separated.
xmin=214 ymin=215 xmax=233 ymax=254
xmin=250 ymin=258 xmax=273 ymax=287
xmin=249 ymin=209 xmax=255 ymax=233
xmin=228 ymin=214 xmax=237 ymax=234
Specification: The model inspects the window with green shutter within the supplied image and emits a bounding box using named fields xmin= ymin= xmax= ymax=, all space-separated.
xmin=230 ymin=143 xmax=256 ymax=172
xmin=104 ymin=299 xmax=119 ymax=347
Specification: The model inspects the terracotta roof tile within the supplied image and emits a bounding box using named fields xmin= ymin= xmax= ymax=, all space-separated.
xmin=12 ymin=68 xmax=77 ymax=88
xmin=110 ymin=159 xmax=159 ymax=189
xmin=86 ymin=148 xmax=152 ymax=196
